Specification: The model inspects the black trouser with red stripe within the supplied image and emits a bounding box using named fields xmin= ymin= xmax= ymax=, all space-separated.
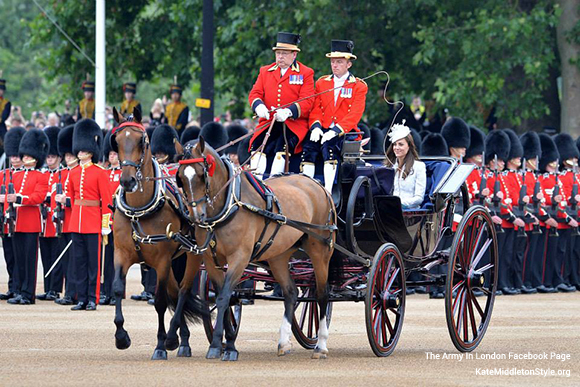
xmin=12 ymin=232 xmax=39 ymax=301
xmin=497 ymin=228 xmax=515 ymax=289
xmin=61 ymin=233 xmax=76 ymax=299
xmin=542 ymin=230 xmax=560 ymax=287
xmin=523 ymin=231 xmax=543 ymax=288
xmin=39 ymin=236 xmax=64 ymax=293
xmin=510 ymin=229 xmax=526 ymax=289
xmin=72 ymin=233 xmax=100 ymax=304
xmin=2 ymin=235 xmax=16 ymax=294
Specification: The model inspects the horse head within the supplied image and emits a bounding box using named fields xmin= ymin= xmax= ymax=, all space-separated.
xmin=110 ymin=107 xmax=150 ymax=193
xmin=176 ymin=136 xmax=225 ymax=223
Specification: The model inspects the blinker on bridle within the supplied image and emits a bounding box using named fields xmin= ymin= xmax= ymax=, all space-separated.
xmin=178 ymin=145 xmax=216 ymax=210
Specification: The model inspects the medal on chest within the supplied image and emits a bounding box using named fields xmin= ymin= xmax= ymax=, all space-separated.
xmin=289 ymin=75 xmax=303 ymax=85
xmin=340 ymin=87 xmax=352 ymax=98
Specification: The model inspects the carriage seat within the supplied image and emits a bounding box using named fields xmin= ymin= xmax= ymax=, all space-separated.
xmin=419 ymin=159 xmax=452 ymax=210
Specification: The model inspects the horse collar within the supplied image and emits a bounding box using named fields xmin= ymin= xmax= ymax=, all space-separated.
xmin=116 ymin=158 xmax=166 ymax=220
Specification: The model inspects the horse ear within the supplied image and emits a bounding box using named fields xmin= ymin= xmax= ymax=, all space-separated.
xmin=112 ymin=107 xmax=124 ymax=125
xmin=174 ymin=140 xmax=183 ymax=157
xmin=198 ymin=136 xmax=205 ymax=153
xmin=133 ymin=106 xmax=142 ymax=123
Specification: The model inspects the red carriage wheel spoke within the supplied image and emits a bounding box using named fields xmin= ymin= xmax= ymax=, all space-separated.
xmin=381 ymin=310 xmax=389 ymax=346
xmin=307 ymin=301 xmax=315 ymax=338
xmin=383 ymin=308 xmax=394 ymax=337
xmin=388 ymin=308 xmax=401 ymax=317
xmin=466 ymin=291 xmax=478 ymax=339
xmin=382 ymin=255 xmax=394 ymax=289
xmin=471 ymin=293 xmax=485 ymax=318
xmin=462 ymin=291 xmax=469 ymax=342
xmin=452 ymin=286 xmax=464 ymax=316
xmin=470 ymin=238 xmax=492 ymax=272
xmin=475 ymin=263 xmax=494 ymax=274
xmin=452 ymin=280 xmax=465 ymax=294
xmin=456 ymin=288 xmax=467 ymax=334
xmin=385 ymin=268 xmax=400 ymax=292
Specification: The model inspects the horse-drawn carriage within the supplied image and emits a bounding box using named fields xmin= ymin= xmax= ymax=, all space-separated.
xmin=110 ymin=112 xmax=498 ymax=361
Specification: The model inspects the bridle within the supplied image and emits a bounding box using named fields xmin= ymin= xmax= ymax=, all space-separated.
xmin=178 ymin=143 xmax=217 ymax=211
xmin=112 ymin=121 xmax=149 ymax=192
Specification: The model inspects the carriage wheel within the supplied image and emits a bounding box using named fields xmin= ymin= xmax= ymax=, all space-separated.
xmin=291 ymin=287 xmax=333 ymax=350
xmin=445 ymin=205 xmax=498 ymax=352
xmin=199 ymin=271 xmax=243 ymax=345
xmin=365 ymin=243 xmax=405 ymax=357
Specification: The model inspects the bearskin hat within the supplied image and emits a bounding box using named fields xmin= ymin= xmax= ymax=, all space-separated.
xmin=553 ymin=133 xmax=579 ymax=162
xmin=72 ymin=119 xmax=103 ymax=163
xmin=58 ymin=125 xmax=74 ymax=157
xmin=520 ymin=131 xmax=541 ymax=161
xmin=441 ymin=117 xmax=470 ymax=149
xmin=103 ymin=130 xmax=113 ymax=159
xmin=410 ymin=128 xmax=422 ymax=155
xmin=538 ymin=133 xmax=559 ymax=173
xmin=19 ymin=128 xmax=50 ymax=169
xmin=465 ymin=126 xmax=485 ymax=159
xmin=180 ymin=125 xmax=201 ymax=145
xmin=370 ymin=127 xmax=385 ymax=155
xmin=44 ymin=126 xmax=60 ymax=157
xmin=237 ymin=136 xmax=252 ymax=166
xmin=225 ymin=124 xmax=248 ymax=155
xmin=4 ymin=127 xmax=26 ymax=158
xmin=484 ymin=130 xmax=510 ymax=164
xmin=151 ymin=124 xmax=179 ymax=159
xmin=503 ymin=129 xmax=523 ymax=161
xmin=421 ymin=133 xmax=449 ymax=157
xmin=146 ymin=126 xmax=156 ymax=142
xmin=358 ymin=123 xmax=371 ymax=151
xmin=200 ymin=122 xmax=228 ymax=152
xmin=576 ymin=136 xmax=580 ymax=156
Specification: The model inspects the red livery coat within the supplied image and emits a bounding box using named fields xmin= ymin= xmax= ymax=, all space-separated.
xmin=248 ymin=61 xmax=315 ymax=153
xmin=308 ymin=73 xmax=367 ymax=135
xmin=13 ymin=168 xmax=49 ymax=233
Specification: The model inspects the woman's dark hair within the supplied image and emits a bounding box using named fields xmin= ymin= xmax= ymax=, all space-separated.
xmin=384 ymin=134 xmax=419 ymax=179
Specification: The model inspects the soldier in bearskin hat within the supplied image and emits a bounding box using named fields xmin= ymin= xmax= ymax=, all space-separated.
xmin=55 ymin=119 xmax=113 ymax=310
xmin=0 ymin=76 xmax=12 ymax=141
xmin=77 ymin=80 xmax=95 ymax=120
xmin=420 ymin=133 xmax=448 ymax=157
xmin=0 ymin=127 xmax=25 ymax=300
xmin=36 ymin=126 xmax=65 ymax=301
xmin=551 ymin=133 xmax=578 ymax=293
xmin=225 ymin=124 xmax=248 ymax=167
xmin=200 ymin=122 xmax=228 ymax=154
xmin=4 ymin=129 xmax=50 ymax=304
xmin=180 ymin=125 xmax=200 ymax=145
xmin=119 ymin=83 xmax=141 ymax=117
xmin=301 ymin=39 xmax=367 ymax=193
xmin=465 ymin=126 xmax=486 ymax=203
xmin=370 ymin=127 xmax=385 ymax=156
xmin=248 ymin=32 xmax=315 ymax=179
xmin=164 ymin=83 xmax=189 ymax=132
xmin=441 ymin=117 xmax=470 ymax=160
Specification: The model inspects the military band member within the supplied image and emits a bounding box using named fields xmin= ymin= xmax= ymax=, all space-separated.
xmin=0 ymin=127 xmax=25 ymax=300
xmin=5 ymin=129 xmax=50 ymax=304
xmin=54 ymin=125 xmax=79 ymax=305
xmin=0 ymin=77 xmax=12 ymax=140
xmin=165 ymin=83 xmax=189 ymax=132
xmin=55 ymin=119 xmax=112 ymax=311
xmin=77 ymin=81 xmax=95 ymax=120
xmin=119 ymin=82 xmax=141 ymax=117
xmin=301 ymin=39 xmax=367 ymax=193
xmin=248 ymin=32 xmax=315 ymax=178
xmin=37 ymin=126 xmax=64 ymax=301
xmin=465 ymin=126 xmax=486 ymax=203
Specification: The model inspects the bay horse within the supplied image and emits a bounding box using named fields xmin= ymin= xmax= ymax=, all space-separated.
xmin=176 ymin=137 xmax=337 ymax=360
xmin=110 ymin=107 xmax=205 ymax=360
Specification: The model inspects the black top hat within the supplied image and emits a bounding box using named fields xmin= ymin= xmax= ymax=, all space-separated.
xmin=465 ymin=126 xmax=485 ymax=159
xmin=520 ymin=131 xmax=541 ymax=161
xmin=73 ymin=119 xmax=103 ymax=163
xmin=421 ymin=133 xmax=449 ymax=156
xmin=554 ymin=133 xmax=579 ymax=163
xmin=484 ymin=130 xmax=510 ymax=164
xmin=44 ymin=126 xmax=60 ymax=156
xmin=0 ymin=78 xmax=5 ymax=90
xmin=58 ymin=125 xmax=75 ymax=157
xmin=181 ymin=125 xmax=200 ymax=145
xmin=503 ymin=129 xmax=523 ymax=161
xmin=82 ymin=81 xmax=95 ymax=92
xmin=272 ymin=32 xmax=301 ymax=52
xmin=441 ymin=117 xmax=470 ymax=149
xmin=4 ymin=127 xmax=26 ymax=158
xmin=326 ymin=40 xmax=357 ymax=60
xmin=19 ymin=129 xmax=50 ymax=169
xmin=225 ymin=124 xmax=248 ymax=155
xmin=123 ymin=82 xmax=137 ymax=93
xmin=151 ymin=124 xmax=179 ymax=159
xmin=538 ymin=133 xmax=559 ymax=172
xmin=200 ymin=122 xmax=228 ymax=152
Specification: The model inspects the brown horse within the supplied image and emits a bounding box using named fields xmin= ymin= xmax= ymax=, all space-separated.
xmin=110 ymin=107 xmax=204 ymax=360
xmin=176 ymin=137 xmax=336 ymax=360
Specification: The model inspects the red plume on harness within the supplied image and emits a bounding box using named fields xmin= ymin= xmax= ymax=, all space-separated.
xmin=111 ymin=121 xmax=146 ymax=136
xmin=179 ymin=154 xmax=216 ymax=177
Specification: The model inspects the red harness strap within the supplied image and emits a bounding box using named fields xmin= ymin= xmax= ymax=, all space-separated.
xmin=111 ymin=121 xmax=146 ymax=136
xmin=179 ymin=154 xmax=216 ymax=177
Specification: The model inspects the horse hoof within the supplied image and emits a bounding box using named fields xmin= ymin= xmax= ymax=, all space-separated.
xmin=165 ymin=336 xmax=179 ymax=351
xmin=206 ymin=347 xmax=222 ymax=359
xmin=151 ymin=349 xmax=168 ymax=361
xmin=277 ymin=342 xmax=292 ymax=356
xmin=177 ymin=345 xmax=192 ymax=358
xmin=221 ymin=350 xmax=239 ymax=361
xmin=311 ymin=349 xmax=329 ymax=360
xmin=115 ymin=331 xmax=131 ymax=350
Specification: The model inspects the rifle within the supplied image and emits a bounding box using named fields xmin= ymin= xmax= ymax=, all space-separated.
xmin=530 ymin=156 xmax=542 ymax=234
xmin=478 ymin=151 xmax=487 ymax=205
xmin=549 ymin=160 xmax=560 ymax=237
xmin=0 ymin=169 xmax=6 ymax=237
xmin=6 ymin=168 xmax=16 ymax=237
xmin=568 ymin=162 xmax=580 ymax=237
xmin=490 ymin=154 xmax=504 ymax=234
xmin=53 ymin=166 xmax=64 ymax=237
xmin=514 ymin=158 xmax=528 ymax=238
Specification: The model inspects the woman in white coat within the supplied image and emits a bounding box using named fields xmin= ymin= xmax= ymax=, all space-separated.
xmin=384 ymin=123 xmax=426 ymax=209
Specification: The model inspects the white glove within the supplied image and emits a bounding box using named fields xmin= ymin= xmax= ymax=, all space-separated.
xmin=274 ymin=108 xmax=292 ymax=122
xmin=310 ymin=127 xmax=324 ymax=142
xmin=255 ymin=104 xmax=270 ymax=120
xmin=101 ymin=228 xmax=111 ymax=236
xmin=320 ymin=130 xmax=338 ymax=145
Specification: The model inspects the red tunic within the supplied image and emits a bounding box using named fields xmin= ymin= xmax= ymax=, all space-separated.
xmin=539 ymin=173 xmax=568 ymax=230
xmin=485 ymin=171 xmax=515 ymax=229
xmin=466 ymin=168 xmax=483 ymax=204
xmin=13 ymin=168 xmax=49 ymax=233
xmin=308 ymin=74 xmax=367 ymax=136
xmin=65 ymin=162 xmax=112 ymax=234
xmin=0 ymin=168 xmax=17 ymax=234
xmin=60 ymin=168 xmax=74 ymax=234
xmin=42 ymin=168 xmax=60 ymax=237
xmin=248 ymin=61 xmax=315 ymax=153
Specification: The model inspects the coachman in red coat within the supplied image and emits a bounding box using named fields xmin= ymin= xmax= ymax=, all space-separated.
xmin=248 ymin=32 xmax=315 ymax=178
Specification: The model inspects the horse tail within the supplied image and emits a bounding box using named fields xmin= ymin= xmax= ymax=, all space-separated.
xmin=166 ymin=268 xmax=207 ymax=325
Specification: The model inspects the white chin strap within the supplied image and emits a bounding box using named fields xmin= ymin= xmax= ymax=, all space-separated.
xmin=250 ymin=151 xmax=267 ymax=180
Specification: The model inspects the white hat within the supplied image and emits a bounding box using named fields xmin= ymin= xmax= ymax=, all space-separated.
xmin=388 ymin=121 xmax=411 ymax=143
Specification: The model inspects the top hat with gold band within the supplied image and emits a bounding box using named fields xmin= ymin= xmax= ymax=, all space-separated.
xmin=123 ymin=82 xmax=137 ymax=94
xmin=272 ymin=32 xmax=301 ymax=52
xmin=0 ymin=78 xmax=6 ymax=90
xmin=326 ymin=40 xmax=357 ymax=60
xmin=82 ymin=81 xmax=95 ymax=92
xmin=170 ymin=84 xmax=182 ymax=95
